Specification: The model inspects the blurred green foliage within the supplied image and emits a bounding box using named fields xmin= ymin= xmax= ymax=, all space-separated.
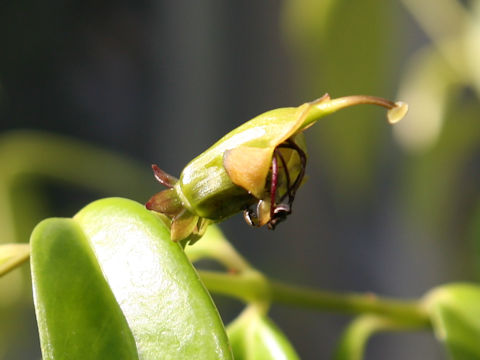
xmin=0 ymin=131 xmax=156 ymax=359
xmin=1 ymin=0 xmax=480 ymax=358
xmin=283 ymin=0 xmax=480 ymax=356
xmin=30 ymin=199 xmax=233 ymax=360
xmin=282 ymin=0 xmax=480 ymax=268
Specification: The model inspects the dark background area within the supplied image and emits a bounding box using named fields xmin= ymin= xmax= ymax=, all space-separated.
xmin=2 ymin=1 xmax=480 ymax=359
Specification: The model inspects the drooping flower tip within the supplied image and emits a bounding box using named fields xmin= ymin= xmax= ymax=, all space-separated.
xmin=387 ymin=101 xmax=408 ymax=124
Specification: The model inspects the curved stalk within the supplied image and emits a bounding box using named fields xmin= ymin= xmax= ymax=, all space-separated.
xmin=334 ymin=314 xmax=425 ymax=360
xmin=0 ymin=244 xmax=30 ymax=276
xmin=198 ymin=270 xmax=430 ymax=329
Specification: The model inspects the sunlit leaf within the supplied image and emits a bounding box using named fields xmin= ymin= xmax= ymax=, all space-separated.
xmin=227 ymin=305 xmax=300 ymax=360
xmin=74 ymin=198 xmax=232 ymax=360
xmin=31 ymin=198 xmax=233 ymax=359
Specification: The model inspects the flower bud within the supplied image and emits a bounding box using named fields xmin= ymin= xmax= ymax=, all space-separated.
xmin=147 ymin=94 xmax=407 ymax=244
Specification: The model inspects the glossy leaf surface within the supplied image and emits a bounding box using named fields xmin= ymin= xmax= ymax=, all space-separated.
xmin=425 ymin=283 xmax=480 ymax=360
xmin=30 ymin=218 xmax=139 ymax=360
xmin=227 ymin=306 xmax=300 ymax=360
xmin=31 ymin=198 xmax=232 ymax=360
xmin=74 ymin=198 xmax=232 ymax=360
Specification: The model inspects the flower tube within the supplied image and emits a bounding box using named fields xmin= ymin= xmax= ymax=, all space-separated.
xmin=146 ymin=94 xmax=408 ymax=244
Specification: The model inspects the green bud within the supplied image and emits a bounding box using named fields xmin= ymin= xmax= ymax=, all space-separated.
xmin=227 ymin=305 xmax=300 ymax=360
xmin=146 ymin=94 xmax=407 ymax=244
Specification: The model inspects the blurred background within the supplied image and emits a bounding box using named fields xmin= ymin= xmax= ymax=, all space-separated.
xmin=1 ymin=0 xmax=480 ymax=358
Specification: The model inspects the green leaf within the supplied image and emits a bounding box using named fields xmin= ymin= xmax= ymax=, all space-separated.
xmin=74 ymin=198 xmax=232 ymax=360
xmin=424 ymin=283 xmax=480 ymax=360
xmin=30 ymin=218 xmax=139 ymax=360
xmin=0 ymin=243 xmax=29 ymax=276
xmin=227 ymin=305 xmax=300 ymax=360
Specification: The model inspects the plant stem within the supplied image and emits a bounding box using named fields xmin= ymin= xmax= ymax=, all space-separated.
xmin=198 ymin=270 xmax=430 ymax=329
xmin=302 ymin=95 xmax=407 ymax=129
xmin=1 ymin=242 xmax=429 ymax=329
xmin=0 ymin=244 xmax=30 ymax=276
xmin=270 ymin=280 xmax=429 ymax=327
xmin=199 ymin=269 xmax=270 ymax=304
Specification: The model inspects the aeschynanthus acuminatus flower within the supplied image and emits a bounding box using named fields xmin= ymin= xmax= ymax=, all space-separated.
xmin=146 ymin=94 xmax=408 ymax=245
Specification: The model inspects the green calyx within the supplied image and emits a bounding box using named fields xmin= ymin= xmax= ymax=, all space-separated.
xmin=147 ymin=94 xmax=408 ymax=244
xmin=145 ymin=168 xmax=211 ymax=244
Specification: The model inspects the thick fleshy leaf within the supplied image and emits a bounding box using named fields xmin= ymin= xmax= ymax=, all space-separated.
xmin=74 ymin=198 xmax=232 ymax=360
xmin=30 ymin=218 xmax=139 ymax=360
xmin=0 ymin=243 xmax=30 ymax=276
xmin=424 ymin=283 xmax=480 ymax=360
xmin=227 ymin=306 xmax=300 ymax=360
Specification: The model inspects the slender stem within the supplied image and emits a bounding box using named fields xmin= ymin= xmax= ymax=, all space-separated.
xmin=270 ymin=280 xmax=429 ymax=327
xmin=302 ymin=95 xmax=406 ymax=128
xmin=1 ymin=243 xmax=429 ymax=330
xmin=326 ymin=95 xmax=397 ymax=110
xmin=184 ymin=228 xmax=254 ymax=272
xmin=199 ymin=269 xmax=270 ymax=303
xmin=198 ymin=270 xmax=430 ymax=329
xmin=0 ymin=244 xmax=30 ymax=277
